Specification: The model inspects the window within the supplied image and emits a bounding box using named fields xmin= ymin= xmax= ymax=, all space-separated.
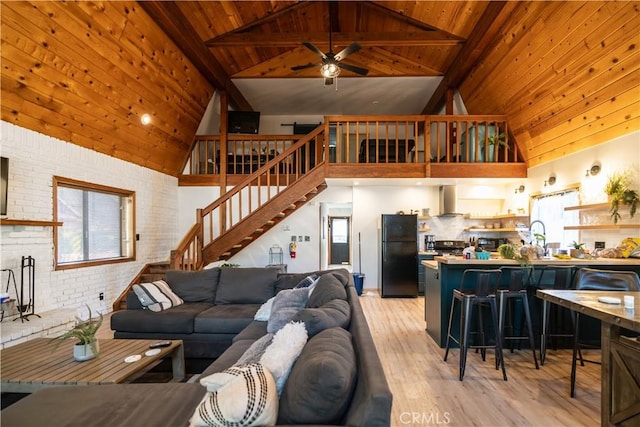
xmin=530 ymin=187 xmax=579 ymax=249
xmin=54 ymin=177 xmax=135 ymax=269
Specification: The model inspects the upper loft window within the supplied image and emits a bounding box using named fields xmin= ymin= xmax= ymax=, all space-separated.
xmin=54 ymin=177 xmax=135 ymax=270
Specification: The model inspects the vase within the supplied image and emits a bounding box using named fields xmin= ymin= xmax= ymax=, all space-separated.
xmin=73 ymin=341 xmax=99 ymax=362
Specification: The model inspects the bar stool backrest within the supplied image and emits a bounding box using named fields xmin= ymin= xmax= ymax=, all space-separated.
xmin=461 ymin=269 xmax=502 ymax=297
xmin=499 ymin=266 xmax=533 ymax=291
xmin=574 ymin=267 xmax=640 ymax=291
xmin=535 ymin=265 xmax=575 ymax=290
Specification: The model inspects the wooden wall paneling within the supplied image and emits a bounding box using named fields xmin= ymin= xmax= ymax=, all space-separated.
xmin=493 ymin=2 xmax=636 ymax=122
xmin=355 ymin=46 xmax=444 ymax=76
xmin=527 ymin=52 xmax=640 ymax=139
xmin=233 ymin=47 xmax=308 ymax=78
xmin=527 ymin=100 xmax=640 ymax=161
xmin=2 ymin=2 xmax=202 ymax=145
xmin=460 ymin=1 xmax=568 ymax=107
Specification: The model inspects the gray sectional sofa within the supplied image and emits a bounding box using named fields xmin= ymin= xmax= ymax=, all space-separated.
xmin=1 ymin=267 xmax=392 ymax=426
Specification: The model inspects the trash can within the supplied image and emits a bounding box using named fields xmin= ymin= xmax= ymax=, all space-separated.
xmin=352 ymin=273 xmax=365 ymax=296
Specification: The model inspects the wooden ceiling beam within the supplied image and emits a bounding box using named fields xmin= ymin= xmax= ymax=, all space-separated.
xmin=422 ymin=1 xmax=517 ymax=114
xmin=206 ymin=31 xmax=463 ymax=47
xmin=139 ymin=1 xmax=252 ymax=111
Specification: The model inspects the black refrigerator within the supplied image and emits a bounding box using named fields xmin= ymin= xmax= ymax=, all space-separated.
xmin=381 ymin=214 xmax=418 ymax=297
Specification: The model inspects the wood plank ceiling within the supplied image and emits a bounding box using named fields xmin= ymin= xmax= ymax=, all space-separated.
xmin=1 ymin=1 xmax=638 ymax=176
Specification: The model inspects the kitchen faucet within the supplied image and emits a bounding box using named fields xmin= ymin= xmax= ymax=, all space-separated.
xmin=529 ymin=220 xmax=547 ymax=254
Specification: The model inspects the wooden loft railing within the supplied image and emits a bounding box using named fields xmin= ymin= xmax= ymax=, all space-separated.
xmin=171 ymin=127 xmax=326 ymax=269
xmin=181 ymin=115 xmax=526 ymax=183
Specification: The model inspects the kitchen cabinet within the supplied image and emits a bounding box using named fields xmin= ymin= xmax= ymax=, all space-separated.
xmin=417 ymin=253 xmax=436 ymax=295
xmin=564 ymin=203 xmax=640 ymax=230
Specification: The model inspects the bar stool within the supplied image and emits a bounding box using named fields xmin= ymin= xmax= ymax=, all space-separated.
xmin=444 ymin=269 xmax=507 ymax=381
xmin=536 ymin=265 xmax=576 ymax=365
xmin=498 ymin=266 xmax=539 ymax=369
xmin=570 ymin=268 xmax=640 ymax=397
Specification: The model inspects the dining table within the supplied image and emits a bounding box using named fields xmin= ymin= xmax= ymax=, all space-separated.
xmin=536 ymin=289 xmax=640 ymax=426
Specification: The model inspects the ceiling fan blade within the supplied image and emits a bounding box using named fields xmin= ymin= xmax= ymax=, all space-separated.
xmin=302 ymin=42 xmax=327 ymax=60
xmin=338 ymin=62 xmax=369 ymax=76
xmin=291 ymin=62 xmax=322 ymax=71
xmin=334 ymin=43 xmax=361 ymax=62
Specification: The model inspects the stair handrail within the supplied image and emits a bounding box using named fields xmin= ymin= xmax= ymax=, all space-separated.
xmin=170 ymin=124 xmax=325 ymax=269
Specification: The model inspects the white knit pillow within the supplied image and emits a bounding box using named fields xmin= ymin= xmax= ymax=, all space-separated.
xmin=191 ymin=363 xmax=278 ymax=427
xmin=260 ymin=321 xmax=308 ymax=395
xmin=133 ymin=280 xmax=183 ymax=312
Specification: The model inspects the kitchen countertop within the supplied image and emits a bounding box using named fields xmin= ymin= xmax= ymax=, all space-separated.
xmin=422 ymin=256 xmax=640 ymax=266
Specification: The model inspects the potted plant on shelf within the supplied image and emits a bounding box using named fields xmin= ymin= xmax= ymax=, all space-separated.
xmin=605 ymin=170 xmax=639 ymax=224
xmin=55 ymin=304 xmax=103 ymax=361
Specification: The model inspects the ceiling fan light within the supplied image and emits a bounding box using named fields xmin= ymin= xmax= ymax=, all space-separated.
xmin=320 ymin=63 xmax=340 ymax=78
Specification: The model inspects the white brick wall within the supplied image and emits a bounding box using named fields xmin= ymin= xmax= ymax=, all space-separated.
xmin=1 ymin=121 xmax=179 ymax=315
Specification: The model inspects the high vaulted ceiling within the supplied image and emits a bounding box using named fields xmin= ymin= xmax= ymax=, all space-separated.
xmin=2 ymin=1 xmax=638 ymax=177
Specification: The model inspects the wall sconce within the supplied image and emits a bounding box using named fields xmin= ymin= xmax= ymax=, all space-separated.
xmin=514 ymin=185 xmax=525 ymax=194
xmin=585 ymin=162 xmax=601 ymax=177
xmin=544 ymin=175 xmax=556 ymax=187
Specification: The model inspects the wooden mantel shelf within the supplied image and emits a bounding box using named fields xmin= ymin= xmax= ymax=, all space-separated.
xmin=0 ymin=219 xmax=63 ymax=227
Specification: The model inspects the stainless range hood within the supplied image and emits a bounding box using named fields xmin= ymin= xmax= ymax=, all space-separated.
xmin=438 ymin=185 xmax=463 ymax=216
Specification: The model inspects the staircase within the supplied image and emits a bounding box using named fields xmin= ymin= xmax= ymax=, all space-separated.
xmin=112 ymin=128 xmax=327 ymax=310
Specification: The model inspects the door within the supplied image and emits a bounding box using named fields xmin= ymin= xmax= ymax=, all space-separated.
xmin=329 ymin=216 xmax=350 ymax=265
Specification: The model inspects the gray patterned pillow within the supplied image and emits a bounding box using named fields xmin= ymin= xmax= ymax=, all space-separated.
xmin=267 ymin=287 xmax=309 ymax=333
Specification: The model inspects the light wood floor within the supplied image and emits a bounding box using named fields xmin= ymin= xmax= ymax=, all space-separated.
xmin=98 ymin=295 xmax=600 ymax=426
xmin=358 ymin=293 xmax=600 ymax=427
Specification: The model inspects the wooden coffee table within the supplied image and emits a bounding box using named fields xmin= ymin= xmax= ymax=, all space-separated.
xmin=0 ymin=338 xmax=184 ymax=393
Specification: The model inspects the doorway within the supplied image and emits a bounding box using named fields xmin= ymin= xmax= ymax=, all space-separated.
xmin=329 ymin=216 xmax=350 ymax=265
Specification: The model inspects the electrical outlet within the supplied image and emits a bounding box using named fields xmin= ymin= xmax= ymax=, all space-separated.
xmin=99 ymin=292 xmax=104 ymax=301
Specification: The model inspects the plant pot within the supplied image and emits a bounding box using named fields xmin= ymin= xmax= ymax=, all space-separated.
xmin=73 ymin=341 xmax=99 ymax=362
xmin=570 ymin=249 xmax=584 ymax=259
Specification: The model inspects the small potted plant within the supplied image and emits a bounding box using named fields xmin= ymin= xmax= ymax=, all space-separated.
xmin=570 ymin=241 xmax=586 ymax=258
xmin=55 ymin=304 xmax=103 ymax=361
xmin=605 ymin=170 xmax=639 ymax=224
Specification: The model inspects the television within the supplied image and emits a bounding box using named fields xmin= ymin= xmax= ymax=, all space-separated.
xmin=227 ymin=111 xmax=260 ymax=134
xmin=1 ymin=157 xmax=8 ymax=216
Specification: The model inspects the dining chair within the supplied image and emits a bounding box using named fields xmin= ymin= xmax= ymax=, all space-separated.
xmin=570 ymin=267 xmax=640 ymax=397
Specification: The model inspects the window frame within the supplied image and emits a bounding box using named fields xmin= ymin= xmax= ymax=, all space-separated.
xmin=53 ymin=176 xmax=136 ymax=270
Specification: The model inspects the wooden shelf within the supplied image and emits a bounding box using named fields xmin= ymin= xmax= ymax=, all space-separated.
xmin=417 ymin=216 xmax=432 ymax=220
xmin=464 ymin=214 xmax=529 ymax=220
xmin=564 ymin=203 xmax=609 ymax=211
xmin=0 ymin=219 xmax=63 ymax=227
xmin=464 ymin=227 xmax=524 ymax=232
xmin=564 ymin=224 xmax=639 ymax=231
xmin=418 ymin=228 xmax=431 ymax=232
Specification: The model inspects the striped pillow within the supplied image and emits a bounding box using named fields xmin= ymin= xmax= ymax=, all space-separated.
xmin=133 ymin=280 xmax=184 ymax=312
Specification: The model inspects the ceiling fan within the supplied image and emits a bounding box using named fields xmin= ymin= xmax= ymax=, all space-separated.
xmin=291 ymin=7 xmax=369 ymax=84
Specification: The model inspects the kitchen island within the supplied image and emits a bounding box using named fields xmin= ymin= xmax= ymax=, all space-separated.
xmin=422 ymin=256 xmax=640 ymax=347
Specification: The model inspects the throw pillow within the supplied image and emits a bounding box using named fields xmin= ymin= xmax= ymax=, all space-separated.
xmin=292 ymin=298 xmax=351 ymax=337
xmin=278 ymin=327 xmax=357 ymax=425
xmin=165 ymin=268 xmax=220 ymax=303
xmin=190 ymin=363 xmax=278 ymax=427
xmin=260 ymin=321 xmax=308 ymax=395
xmin=294 ymin=274 xmax=318 ymax=289
xmin=306 ymin=273 xmax=347 ymax=308
xmin=214 ymin=268 xmax=278 ymax=305
xmin=267 ymin=287 xmax=309 ymax=333
xmin=133 ymin=280 xmax=184 ymax=312
xmin=236 ymin=333 xmax=274 ymax=365
xmin=254 ymin=296 xmax=275 ymax=321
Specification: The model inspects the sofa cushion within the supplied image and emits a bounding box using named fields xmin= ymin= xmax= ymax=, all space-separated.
xmin=201 ymin=340 xmax=255 ymax=378
xmin=214 ymin=268 xmax=278 ymax=305
xmin=292 ymin=298 xmax=351 ymax=337
xmin=194 ymin=304 xmax=261 ymax=334
xmin=267 ymin=287 xmax=309 ymax=333
xmin=192 ymin=363 xmax=278 ymax=427
xmin=133 ymin=280 xmax=184 ymax=312
xmin=110 ymin=302 xmax=213 ymax=334
xmin=233 ymin=320 xmax=268 ymax=343
xmin=278 ymin=327 xmax=357 ymax=425
xmin=165 ymin=268 xmax=220 ymax=303
xmin=306 ymin=273 xmax=347 ymax=308
xmin=274 ymin=273 xmax=309 ymax=294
